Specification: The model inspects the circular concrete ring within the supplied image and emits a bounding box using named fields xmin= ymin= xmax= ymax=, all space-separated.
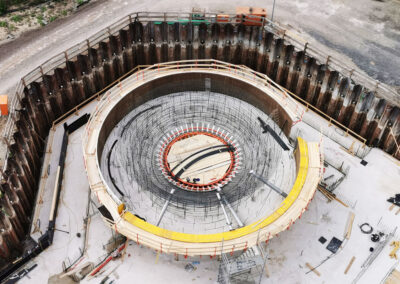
xmin=83 ymin=60 xmax=321 ymax=256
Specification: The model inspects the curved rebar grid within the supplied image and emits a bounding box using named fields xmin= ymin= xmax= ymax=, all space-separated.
xmin=100 ymin=91 xmax=296 ymax=234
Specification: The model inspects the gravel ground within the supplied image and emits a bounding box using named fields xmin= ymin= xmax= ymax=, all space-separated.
xmin=273 ymin=0 xmax=400 ymax=90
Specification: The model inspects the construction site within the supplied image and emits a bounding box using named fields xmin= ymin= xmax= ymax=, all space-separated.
xmin=0 ymin=3 xmax=399 ymax=284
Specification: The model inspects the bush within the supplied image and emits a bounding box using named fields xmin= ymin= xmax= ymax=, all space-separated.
xmin=0 ymin=0 xmax=8 ymax=16
xmin=11 ymin=0 xmax=27 ymax=4
xmin=0 ymin=20 xmax=8 ymax=27
xmin=31 ymin=0 xmax=47 ymax=5
xmin=49 ymin=15 xmax=56 ymax=22
xmin=61 ymin=9 xmax=67 ymax=16
xmin=11 ymin=14 xmax=23 ymax=22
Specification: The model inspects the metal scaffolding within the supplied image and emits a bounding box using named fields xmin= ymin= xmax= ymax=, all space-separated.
xmin=218 ymin=244 xmax=269 ymax=284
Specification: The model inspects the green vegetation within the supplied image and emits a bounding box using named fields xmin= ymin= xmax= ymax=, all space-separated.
xmin=36 ymin=14 xmax=44 ymax=26
xmin=0 ymin=0 xmax=49 ymax=15
xmin=76 ymin=0 xmax=84 ymax=5
xmin=0 ymin=1 xmax=8 ymax=15
xmin=0 ymin=0 xmax=73 ymax=34
xmin=11 ymin=14 xmax=23 ymax=22
xmin=32 ymin=0 xmax=48 ymax=5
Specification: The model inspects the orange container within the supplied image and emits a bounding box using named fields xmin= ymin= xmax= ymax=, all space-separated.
xmin=0 ymin=95 xmax=8 ymax=116
xmin=217 ymin=14 xmax=230 ymax=23
xmin=236 ymin=7 xmax=267 ymax=26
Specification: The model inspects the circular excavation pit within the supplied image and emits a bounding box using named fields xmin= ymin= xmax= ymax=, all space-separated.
xmin=100 ymin=91 xmax=294 ymax=234
xmin=83 ymin=61 xmax=321 ymax=256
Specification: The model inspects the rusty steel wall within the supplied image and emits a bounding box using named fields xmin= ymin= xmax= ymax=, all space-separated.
xmin=0 ymin=19 xmax=399 ymax=264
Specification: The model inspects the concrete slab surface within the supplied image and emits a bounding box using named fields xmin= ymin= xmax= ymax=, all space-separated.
xmin=14 ymin=96 xmax=400 ymax=284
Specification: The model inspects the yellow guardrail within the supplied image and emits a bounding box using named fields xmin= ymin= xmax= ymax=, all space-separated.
xmin=123 ymin=137 xmax=308 ymax=243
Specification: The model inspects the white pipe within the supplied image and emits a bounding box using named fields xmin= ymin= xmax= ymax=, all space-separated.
xmin=217 ymin=186 xmax=243 ymax=227
xmin=216 ymin=192 xmax=233 ymax=230
xmin=156 ymin=188 xmax=175 ymax=226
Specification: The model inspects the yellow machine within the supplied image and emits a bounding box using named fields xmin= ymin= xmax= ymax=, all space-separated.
xmin=389 ymin=241 xmax=400 ymax=259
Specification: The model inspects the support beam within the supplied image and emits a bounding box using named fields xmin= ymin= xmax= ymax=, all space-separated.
xmin=257 ymin=117 xmax=289 ymax=151
xmin=216 ymin=191 xmax=233 ymax=230
xmin=156 ymin=188 xmax=175 ymax=226
xmin=249 ymin=170 xmax=288 ymax=198
xmin=217 ymin=187 xmax=244 ymax=227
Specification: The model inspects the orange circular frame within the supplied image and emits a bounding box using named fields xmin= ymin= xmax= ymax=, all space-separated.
xmin=158 ymin=127 xmax=240 ymax=192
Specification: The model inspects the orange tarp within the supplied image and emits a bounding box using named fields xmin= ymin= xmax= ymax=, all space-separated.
xmin=0 ymin=95 xmax=8 ymax=116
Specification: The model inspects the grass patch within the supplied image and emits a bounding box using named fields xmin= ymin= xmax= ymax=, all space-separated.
xmin=61 ymin=9 xmax=67 ymax=16
xmin=76 ymin=0 xmax=84 ymax=5
xmin=0 ymin=21 xmax=8 ymax=28
xmin=11 ymin=15 xmax=23 ymax=22
xmin=36 ymin=14 xmax=45 ymax=26
xmin=49 ymin=15 xmax=57 ymax=22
